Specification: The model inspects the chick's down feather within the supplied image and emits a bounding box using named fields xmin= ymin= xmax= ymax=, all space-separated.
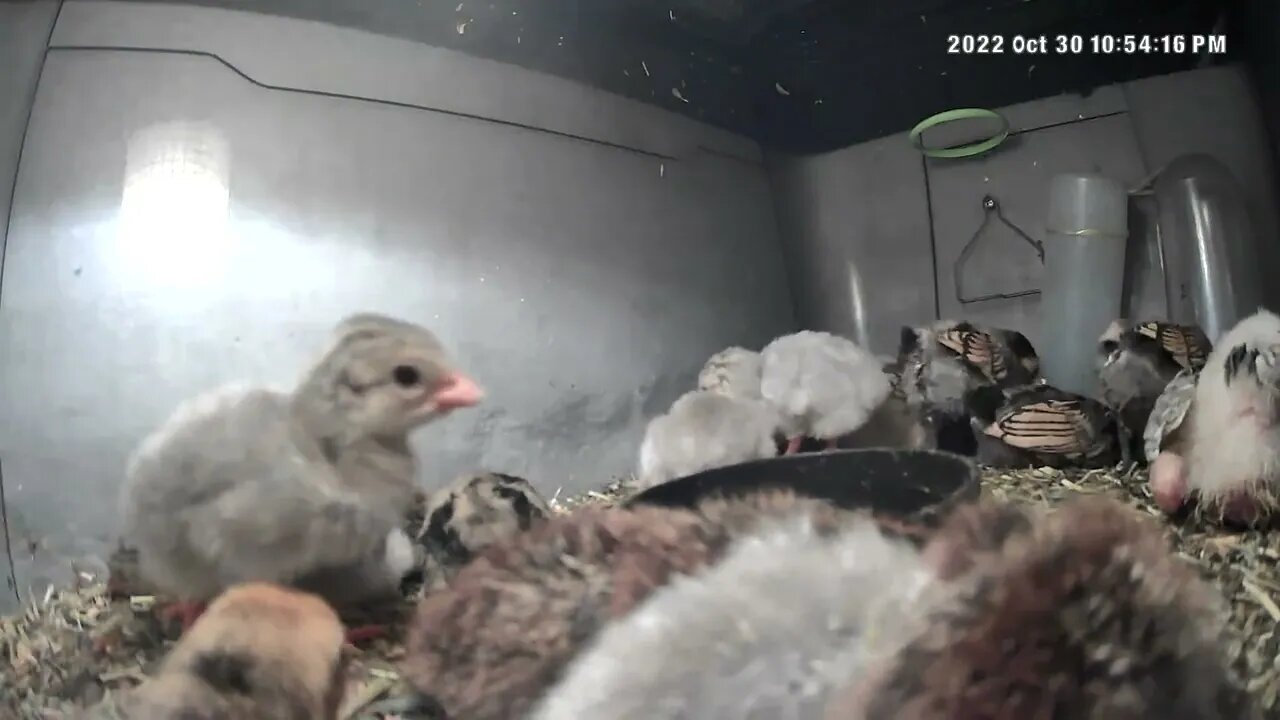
xmin=851 ymin=498 xmax=1254 ymax=720
xmin=121 ymin=386 xmax=404 ymax=604
xmin=637 ymin=390 xmax=780 ymax=489
xmin=400 ymin=506 xmax=727 ymax=720
xmin=532 ymin=514 xmax=935 ymax=720
xmin=761 ymin=331 xmax=891 ymax=442
xmin=1185 ymin=308 xmax=1280 ymax=525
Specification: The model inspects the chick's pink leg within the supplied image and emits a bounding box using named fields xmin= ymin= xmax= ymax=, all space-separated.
xmin=344 ymin=624 xmax=388 ymax=645
xmin=783 ymin=437 xmax=803 ymax=455
xmin=159 ymin=600 xmax=208 ymax=633
xmin=1149 ymin=451 xmax=1189 ymax=514
xmin=824 ymin=438 xmax=840 ymax=450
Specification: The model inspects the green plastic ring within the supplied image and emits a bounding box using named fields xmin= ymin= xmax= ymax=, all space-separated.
xmin=909 ymin=108 xmax=1010 ymax=159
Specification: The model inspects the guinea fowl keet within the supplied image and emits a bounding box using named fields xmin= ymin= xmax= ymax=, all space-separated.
xmin=119 ymin=313 xmax=482 ymax=642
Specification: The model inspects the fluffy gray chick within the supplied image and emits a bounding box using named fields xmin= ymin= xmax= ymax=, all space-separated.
xmin=697 ymin=346 xmax=765 ymax=398
xmin=531 ymin=513 xmax=935 ymax=720
xmin=119 ymin=313 xmax=483 ymax=613
xmin=1096 ymin=319 xmax=1190 ymax=463
xmin=637 ymin=389 xmax=781 ymax=489
xmin=417 ymin=471 xmax=551 ymax=570
xmin=761 ymin=330 xmax=892 ymax=454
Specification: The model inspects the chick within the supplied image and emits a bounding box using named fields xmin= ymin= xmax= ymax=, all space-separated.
xmin=120 ymin=313 xmax=482 ymax=633
xmin=895 ymin=326 xmax=989 ymax=456
xmin=417 ymin=471 xmax=551 ymax=570
xmin=1133 ymin=320 xmax=1213 ymax=371
xmin=1143 ymin=369 xmax=1199 ymax=513
xmin=931 ymin=319 xmax=1041 ymax=386
xmin=918 ymin=499 xmax=1037 ymax=581
xmin=400 ymin=505 xmax=724 ymax=720
xmin=530 ymin=513 xmax=935 ymax=720
xmin=697 ymin=346 xmax=765 ymax=397
xmin=636 ymin=389 xmax=781 ymax=489
xmin=97 ymin=583 xmax=348 ymax=719
xmin=1096 ymin=319 xmax=1187 ymax=463
xmin=401 ymin=489 xmax=869 ymax=720
xmin=760 ymin=330 xmax=891 ymax=453
xmin=848 ymin=498 xmax=1255 ymax=720
xmin=964 ymin=383 xmax=1121 ymax=468
xmin=1170 ymin=309 xmax=1280 ymax=526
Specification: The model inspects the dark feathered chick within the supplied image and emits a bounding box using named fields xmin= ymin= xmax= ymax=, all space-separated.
xmin=965 ymin=383 xmax=1122 ymax=468
xmin=919 ymin=500 xmax=1038 ymax=581
xmin=851 ymin=498 xmax=1256 ymax=720
xmin=417 ymin=471 xmax=551 ymax=571
xmin=400 ymin=505 xmax=725 ymax=720
xmin=1134 ymin=320 xmax=1213 ymax=372
xmin=1096 ymin=319 xmax=1187 ymax=463
xmin=97 ymin=583 xmax=349 ymax=720
xmin=933 ymin=320 xmax=1041 ymax=387
xmin=401 ymin=489 xmax=880 ymax=720
xmin=895 ymin=326 xmax=988 ymax=456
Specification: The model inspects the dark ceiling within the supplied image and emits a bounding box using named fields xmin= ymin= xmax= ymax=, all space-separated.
xmin=116 ymin=0 xmax=1239 ymax=154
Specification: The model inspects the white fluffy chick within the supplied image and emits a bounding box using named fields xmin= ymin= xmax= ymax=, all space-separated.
xmin=530 ymin=513 xmax=934 ymax=720
xmin=760 ymin=330 xmax=892 ymax=453
xmin=120 ymin=313 xmax=483 ymax=634
xmin=697 ymin=346 xmax=765 ymax=398
xmin=1168 ymin=308 xmax=1280 ymax=526
xmin=637 ymin=390 xmax=780 ymax=489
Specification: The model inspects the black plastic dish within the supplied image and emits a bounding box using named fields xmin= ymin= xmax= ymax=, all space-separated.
xmin=625 ymin=448 xmax=980 ymax=520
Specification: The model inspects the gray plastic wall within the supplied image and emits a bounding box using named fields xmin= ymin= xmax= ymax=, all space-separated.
xmin=0 ymin=1 xmax=795 ymax=612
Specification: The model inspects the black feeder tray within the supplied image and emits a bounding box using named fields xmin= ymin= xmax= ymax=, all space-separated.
xmin=625 ymin=448 xmax=980 ymax=528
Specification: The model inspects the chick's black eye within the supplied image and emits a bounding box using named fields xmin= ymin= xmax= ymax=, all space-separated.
xmin=392 ymin=365 xmax=421 ymax=387
xmin=1101 ymin=340 xmax=1118 ymax=353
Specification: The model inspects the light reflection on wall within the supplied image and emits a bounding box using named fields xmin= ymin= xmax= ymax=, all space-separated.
xmin=116 ymin=121 xmax=232 ymax=290
xmin=846 ymin=259 xmax=870 ymax=348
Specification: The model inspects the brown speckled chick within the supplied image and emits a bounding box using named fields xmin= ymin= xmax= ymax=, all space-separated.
xmin=843 ymin=498 xmax=1255 ymax=720
xmin=100 ymin=583 xmax=348 ymax=719
xmin=417 ymin=471 xmax=551 ymax=570
xmin=401 ymin=489 xmax=871 ymax=720
xmin=120 ymin=313 xmax=482 ymax=633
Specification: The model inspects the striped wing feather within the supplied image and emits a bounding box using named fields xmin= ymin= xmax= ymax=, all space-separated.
xmin=937 ymin=328 xmax=1007 ymax=383
xmin=983 ymin=399 xmax=1087 ymax=454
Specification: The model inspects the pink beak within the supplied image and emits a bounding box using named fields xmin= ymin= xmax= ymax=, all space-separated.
xmin=432 ymin=372 xmax=484 ymax=410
